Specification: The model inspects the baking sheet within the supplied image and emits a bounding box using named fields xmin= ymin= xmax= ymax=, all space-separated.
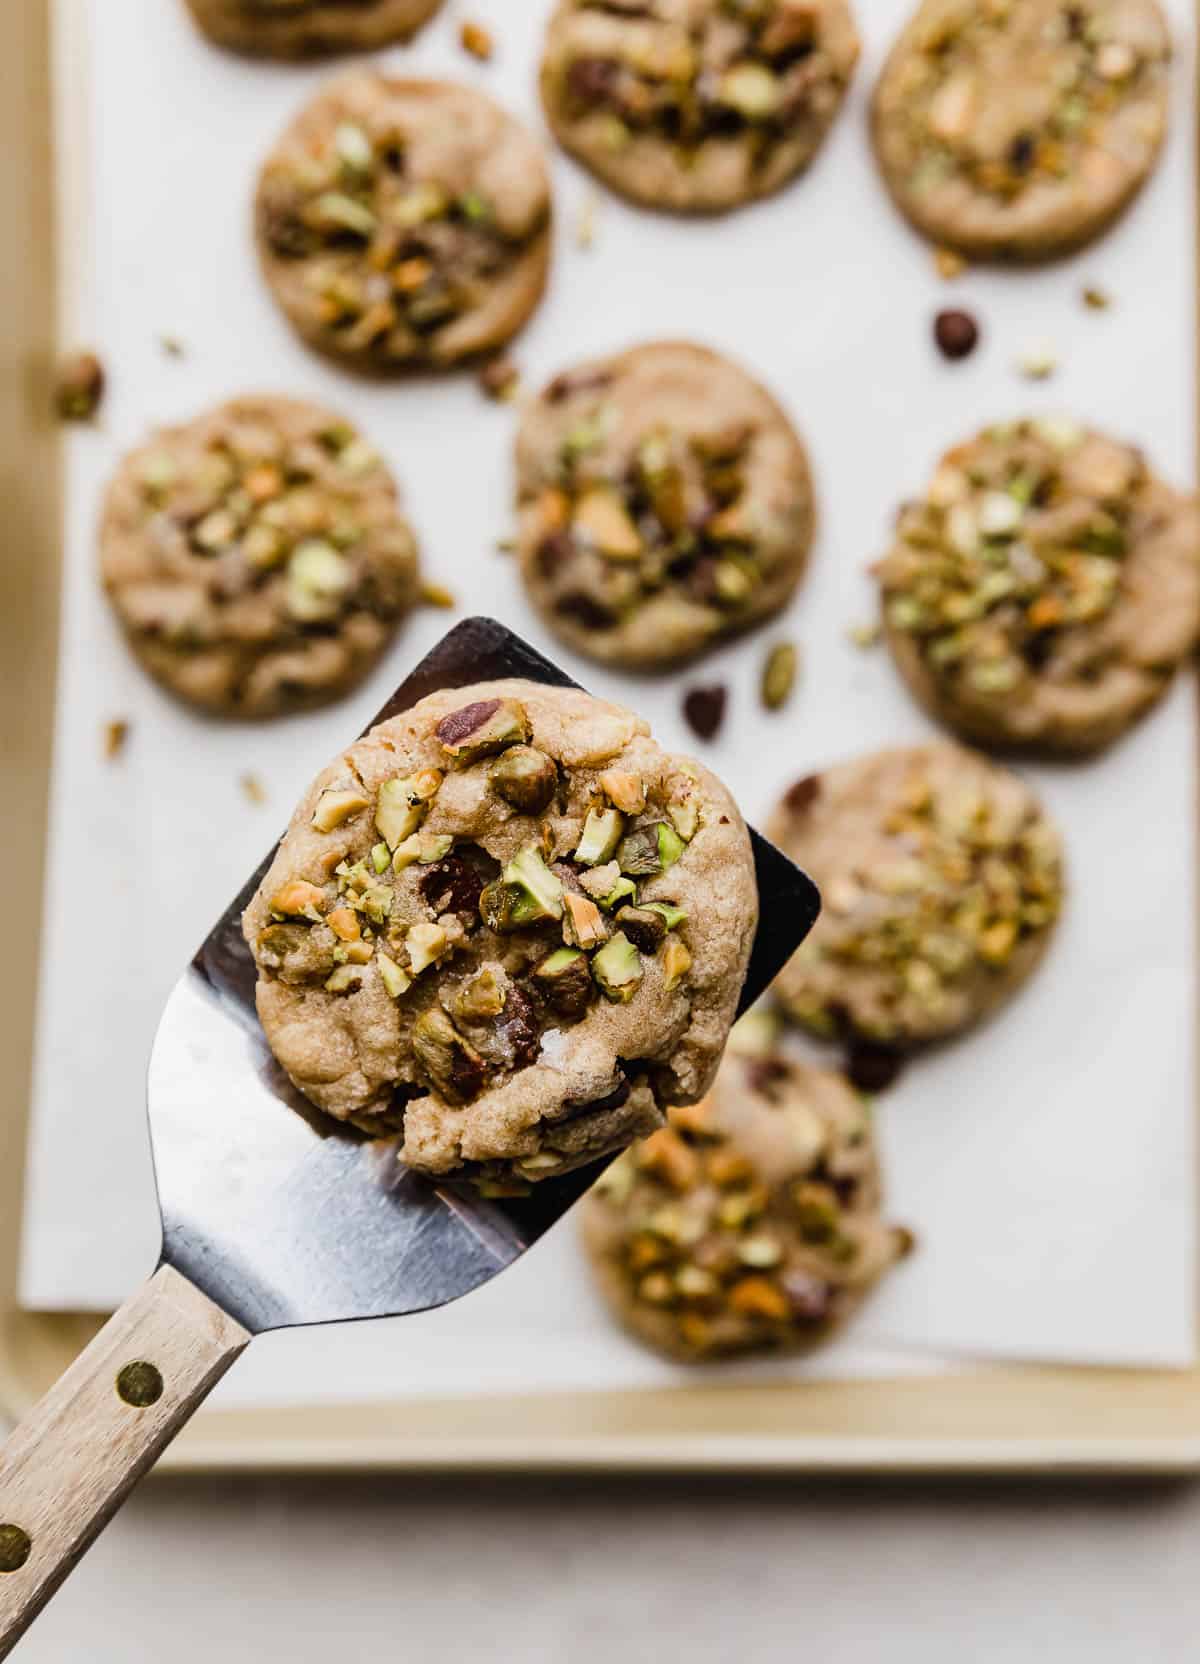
xmin=21 ymin=0 xmax=1197 ymax=1395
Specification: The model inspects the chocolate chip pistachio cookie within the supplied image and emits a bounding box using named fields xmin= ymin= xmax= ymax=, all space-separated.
xmin=876 ymin=419 xmax=1200 ymax=754
xmin=769 ymin=744 xmax=1064 ymax=1047
xmin=255 ymin=74 xmax=552 ymax=371
xmin=581 ymin=1015 xmax=910 ymax=1361
xmin=244 ymin=680 xmax=758 ymax=1189
xmin=871 ymin=0 xmax=1171 ymax=261
xmin=183 ymin=0 xmax=442 ymax=58
xmin=100 ymin=396 xmax=420 ymax=718
xmin=516 ymin=342 xmax=814 ymax=670
xmin=540 ymin=0 xmax=860 ymax=214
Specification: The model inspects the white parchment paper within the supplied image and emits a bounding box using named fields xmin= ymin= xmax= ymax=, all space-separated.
xmin=22 ymin=0 xmax=1197 ymax=1403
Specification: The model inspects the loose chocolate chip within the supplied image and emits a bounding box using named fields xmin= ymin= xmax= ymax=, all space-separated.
xmin=933 ymin=309 xmax=979 ymax=361
xmin=435 ymin=699 xmax=502 ymax=748
xmin=845 ymin=1043 xmax=905 ymax=1095
xmin=682 ymin=684 xmax=727 ymax=742
xmin=784 ymin=773 xmax=821 ymax=814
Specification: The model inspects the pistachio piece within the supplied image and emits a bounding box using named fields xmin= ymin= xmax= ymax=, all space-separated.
xmin=411 ymin=1009 xmax=485 ymax=1105
xmin=793 ymin=1181 xmax=840 ymax=1243
xmin=324 ymin=964 xmax=366 ymax=994
xmin=599 ymin=770 xmax=646 ymax=814
xmin=761 ymin=642 xmax=798 ymax=711
xmin=311 ymin=787 xmax=371 ymax=833
xmin=453 ymin=965 xmax=508 ymax=1022
xmin=657 ymin=823 xmax=685 ymax=869
xmin=532 ymin=946 xmax=594 ymax=1018
xmin=614 ymin=905 xmax=668 ymax=953
xmin=436 ymin=698 xmax=530 ymax=763
xmin=55 ymin=350 xmax=105 ymax=421
xmin=644 ymin=901 xmax=686 ymax=930
xmin=417 ymin=833 xmax=454 ymax=864
xmin=406 ymin=920 xmax=449 ymax=975
xmin=662 ymin=938 xmax=692 ymax=992
xmin=285 ymin=540 xmax=350 ymax=623
xmin=718 ymin=61 xmax=780 ymax=119
xmin=270 ymin=879 xmax=326 ymax=921
xmin=578 ymin=861 xmax=621 ymax=901
xmin=615 ymin=824 xmax=661 ymax=877
xmin=591 ymin=932 xmax=643 ymax=1003
xmin=598 ymin=875 xmax=638 ymax=911
xmin=358 ymin=884 xmax=392 ymax=927
xmin=575 ymin=807 xmax=625 ymax=866
xmin=376 ymin=950 xmax=411 ymax=1000
xmin=490 ymin=746 xmax=557 ymax=813
xmin=563 ymin=891 xmax=608 ymax=950
xmin=479 ymin=845 xmax=564 ymax=932
xmin=571 ymin=487 xmax=642 ymax=560
xmin=336 ymin=939 xmax=374 ymax=967
xmin=371 ymin=842 xmax=392 ymax=875
xmin=375 ymin=771 xmax=442 ymax=849
xmin=326 ymin=907 xmax=361 ymax=943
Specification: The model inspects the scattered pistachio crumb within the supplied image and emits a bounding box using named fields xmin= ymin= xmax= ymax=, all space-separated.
xmin=103 ymin=718 xmax=129 ymax=760
xmin=848 ymin=621 xmax=881 ymax=649
xmin=241 ymin=772 xmax=267 ymax=806
xmin=495 ymin=536 xmax=516 ymax=555
xmin=761 ymin=641 xmax=798 ymax=711
xmin=479 ymin=356 xmax=520 ymax=401
xmin=1016 ymin=342 xmax=1059 ymax=380
xmin=576 ymin=192 xmax=599 ymax=251
xmin=459 ymin=20 xmax=493 ymax=59
xmin=419 ymin=580 xmax=457 ymax=610
xmin=54 ymin=351 xmax=105 ymax=422
xmin=1082 ymin=286 xmax=1111 ymax=311
xmin=159 ymin=335 xmax=185 ymax=358
xmin=933 ymin=246 xmax=966 ymax=280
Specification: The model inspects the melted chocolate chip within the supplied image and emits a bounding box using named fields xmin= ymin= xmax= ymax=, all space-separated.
xmin=418 ymin=846 xmax=500 ymax=917
xmin=1008 ymin=132 xmax=1036 ymax=173
xmin=565 ymin=56 xmax=621 ymax=105
xmin=933 ymin=309 xmax=979 ymax=362
xmin=784 ymin=773 xmax=821 ymax=815
xmin=682 ymin=684 xmax=727 ymax=742
xmin=435 ymin=699 xmax=502 ymax=748
xmin=556 ymin=591 xmax=617 ymax=630
xmin=494 ymin=985 xmax=541 ymax=1071
xmin=536 ymin=532 xmax=576 ymax=578
xmin=744 ymin=1055 xmax=792 ymax=1101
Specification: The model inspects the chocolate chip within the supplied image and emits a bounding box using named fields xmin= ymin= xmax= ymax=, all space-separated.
xmin=536 ymin=532 xmax=575 ymax=578
xmin=1008 ymin=132 xmax=1036 ymax=173
xmin=435 ymin=699 xmax=502 ymax=748
xmin=566 ymin=55 xmax=620 ymax=105
xmin=745 ymin=1056 xmax=792 ymax=1100
xmin=933 ymin=309 xmax=979 ymax=361
xmin=494 ymin=985 xmax=541 ymax=1071
xmin=556 ymin=591 xmax=616 ymax=630
xmin=784 ymin=773 xmax=821 ymax=814
xmin=845 ymin=1043 xmax=905 ymax=1095
xmin=682 ymin=684 xmax=727 ymax=742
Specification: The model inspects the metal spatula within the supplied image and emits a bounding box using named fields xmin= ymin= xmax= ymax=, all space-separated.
xmin=0 ymin=619 xmax=818 ymax=1654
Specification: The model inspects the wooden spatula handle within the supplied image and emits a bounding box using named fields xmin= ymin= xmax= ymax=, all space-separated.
xmin=0 ymin=1264 xmax=250 ymax=1656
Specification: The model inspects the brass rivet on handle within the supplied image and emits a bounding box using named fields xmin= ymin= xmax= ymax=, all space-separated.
xmin=116 ymin=1361 xmax=164 ymax=1408
xmin=0 ymin=1524 xmax=32 ymax=1574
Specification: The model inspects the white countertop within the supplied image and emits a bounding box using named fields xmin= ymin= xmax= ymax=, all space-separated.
xmin=15 ymin=1473 xmax=1200 ymax=1660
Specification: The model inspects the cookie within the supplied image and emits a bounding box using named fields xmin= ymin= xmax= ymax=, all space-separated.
xmin=255 ymin=74 xmax=553 ymax=372
xmin=876 ymin=418 xmax=1200 ymax=754
xmin=182 ymin=0 xmax=442 ymax=58
xmin=581 ymin=1017 xmax=910 ymax=1362
xmin=244 ymin=679 xmax=758 ymax=1188
xmin=871 ymin=0 xmax=1171 ymax=261
xmin=769 ymin=743 xmax=1064 ymax=1048
xmin=516 ymin=342 xmax=815 ymax=670
xmin=540 ymin=0 xmax=859 ymax=214
xmin=100 ymin=396 xmax=420 ymax=719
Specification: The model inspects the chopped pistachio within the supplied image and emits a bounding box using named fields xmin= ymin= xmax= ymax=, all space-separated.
xmin=591 ymin=932 xmax=643 ymax=1003
xmin=614 ymin=905 xmax=667 ymax=953
xmin=532 ymin=946 xmax=593 ymax=1018
xmin=657 ymin=823 xmax=685 ymax=870
xmin=576 ymin=807 xmax=625 ymax=866
xmin=761 ymin=642 xmax=798 ymax=711
xmin=375 ymin=771 xmax=441 ymax=849
xmin=662 ymin=938 xmax=692 ymax=991
xmin=103 ymin=718 xmax=129 ymax=760
xmin=311 ymin=787 xmax=371 ymax=833
xmin=411 ymin=1009 xmax=485 ymax=1104
xmin=55 ymin=350 xmax=105 ymax=421
xmin=270 ymin=880 xmax=326 ymax=922
xmin=563 ymin=891 xmax=607 ymax=950
xmin=286 ymin=540 xmax=350 ymax=623
xmin=644 ymin=901 xmax=686 ymax=931
xmin=599 ymin=771 xmax=646 ymax=815
xmin=406 ymin=920 xmax=449 ymax=975
xmin=718 ymin=61 xmax=780 ymax=118
xmin=454 ymin=966 xmax=508 ymax=1022
xmin=479 ymin=844 xmax=564 ymax=931
xmin=327 ymin=907 xmax=361 ymax=943
xmin=459 ymin=19 xmax=494 ymax=58
xmin=376 ymin=950 xmax=411 ymax=1000
xmin=324 ymin=964 xmax=366 ymax=994
xmin=572 ymin=487 xmax=642 ymax=560
xmin=599 ymin=875 xmax=639 ymax=911
xmin=615 ymin=824 xmax=663 ymax=877
xmin=436 ymin=698 xmax=530 ymax=763
xmin=490 ymin=745 xmax=557 ymax=814
xmin=371 ymin=842 xmax=391 ymax=875
xmin=419 ymin=580 xmax=457 ymax=610
xmin=359 ymin=884 xmax=392 ymax=927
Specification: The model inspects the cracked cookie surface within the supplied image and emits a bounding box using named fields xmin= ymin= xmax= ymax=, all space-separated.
xmin=255 ymin=73 xmax=552 ymax=371
xmin=769 ymin=743 xmax=1064 ymax=1048
xmin=871 ymin=0 xmax=1171 ymax=260
xmin=516 ymin=341 xmax=814 ymax=670
xmin=876 ymin=418 xmax=1200 ymax=753
xmin=541 ymin=0 xmax=859 ymax=213
xmin=244 ymin=679 xmax=757 ymax=1189
xmin=183 ymin=0 xmax=443 ymax=58
xmin=581 ymin=1018 xmax=910 ymax=1361
xmin=100 ymin=395 xmax=420 ymax=718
